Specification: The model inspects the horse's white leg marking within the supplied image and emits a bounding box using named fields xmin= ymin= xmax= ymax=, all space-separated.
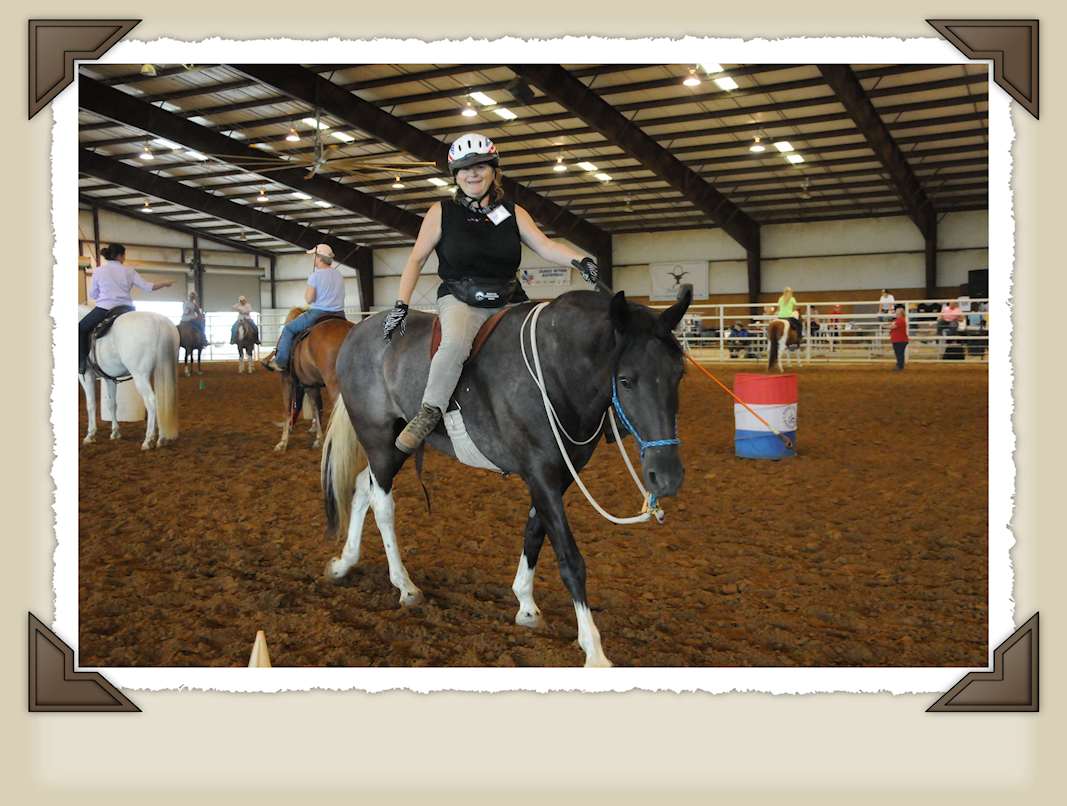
xmin=80 ymin=372 xmax=97 ymax=443
xmin=106 ymin=378 xmax=121 ymax=439
xmin=574 ymin=602 xmax=612 ymax=668
xmin=131 ymin=372 xmax=158 ymax=450
xmin=326 ymin=467 xmax=372 ymax=582
xmin=512 ymin=554 xmax=545 ymax=629
xmin=368 ymin=475 xmax=423 ymax=607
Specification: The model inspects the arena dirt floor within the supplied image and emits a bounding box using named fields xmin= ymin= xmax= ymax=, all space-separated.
xmin=78 ymin=359 xmax=989 ymax=668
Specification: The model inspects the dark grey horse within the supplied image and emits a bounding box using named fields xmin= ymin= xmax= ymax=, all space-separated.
xmin=320 ymin=288 xmax=692 ymax=667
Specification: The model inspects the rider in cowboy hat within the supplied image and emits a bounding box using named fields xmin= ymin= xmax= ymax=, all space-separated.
xmin=381 ymin=131 xmax=601 ymax=454
xmin=262 ymin=243 xmax=345 ymax=372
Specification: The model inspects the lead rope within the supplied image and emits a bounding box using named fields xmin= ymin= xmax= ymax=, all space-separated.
xmin=521 ymin=303 xmax=663 ymax=525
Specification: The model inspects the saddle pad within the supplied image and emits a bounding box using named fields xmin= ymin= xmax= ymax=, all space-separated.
xmin=442 ymin=408 xmax=503 ymax=474
xmin=430 ymin=306 xmax=512 ymax=361
xmin=92 ymin=306 xmax=132 ymax=341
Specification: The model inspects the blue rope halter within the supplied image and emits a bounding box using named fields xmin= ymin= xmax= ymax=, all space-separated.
xmin=610 ymin=375 xmax=681 ymax=459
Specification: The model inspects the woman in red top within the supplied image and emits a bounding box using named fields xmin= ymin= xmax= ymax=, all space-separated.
xmin=890 ymin=305 xmax=909 ymax=370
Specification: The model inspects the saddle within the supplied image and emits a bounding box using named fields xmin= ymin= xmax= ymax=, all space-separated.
xmin=291 ymin=311 xmax=348 ymax=352
xmin=429 ymin=306 xmax=513 ymax=362
xmin=89 ymin=306 xmax=133 ymax=382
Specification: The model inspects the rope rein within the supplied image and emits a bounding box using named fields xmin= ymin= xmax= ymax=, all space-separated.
xmin=520 ymin=303 xmax=674 ymax=526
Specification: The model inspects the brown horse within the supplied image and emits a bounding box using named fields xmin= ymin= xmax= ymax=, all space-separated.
xmin=767 ymin=313 xmax=803 ymax=372
xmin=273 ymin=307 xmax=354 ymax=452
xmin=177 ymin=319 xmax=207 ymax=376
xmin=234 ymin=317 xmax=259 ymax=374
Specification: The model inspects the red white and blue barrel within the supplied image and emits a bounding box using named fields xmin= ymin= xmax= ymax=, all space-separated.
xmin=733 ymin=373 xmax=797 ymax=459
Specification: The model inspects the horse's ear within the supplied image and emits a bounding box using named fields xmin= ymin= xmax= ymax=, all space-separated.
xmin=657 ymin=284 xmax=693 ymax=336
xmin=609 ymin=290 xmax=630 ymax=334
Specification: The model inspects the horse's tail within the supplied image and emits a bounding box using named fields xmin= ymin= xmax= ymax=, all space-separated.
xmin=320 ymin=393 xmax=366 ymax=540
xmin=154 ymin=321 xmax=180 ymax=440
xmin=768 ymin=321 xmax=780 ymax=370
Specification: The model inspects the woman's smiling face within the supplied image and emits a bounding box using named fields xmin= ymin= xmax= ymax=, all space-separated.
xmin=455 ymin=162 xmax=494 ymax=200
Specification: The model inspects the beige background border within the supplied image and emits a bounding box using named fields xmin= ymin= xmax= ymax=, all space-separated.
xmin=4 ymin=3 xmax=1061 ymax=802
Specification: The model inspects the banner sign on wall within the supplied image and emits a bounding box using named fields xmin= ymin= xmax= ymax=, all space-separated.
xmin=650 ymin=261 xmax=709 ymax=301
xmin=520 ymin=266 xmax=572 ymax=298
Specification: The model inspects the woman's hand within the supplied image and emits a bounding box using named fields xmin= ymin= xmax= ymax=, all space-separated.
xmin=572 ymin=257 xmax=599 ymax=285
xmin=383 ymin=300 xmax=409 ymax=342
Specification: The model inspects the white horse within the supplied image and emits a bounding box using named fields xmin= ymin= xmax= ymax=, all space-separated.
xmin=79 ymin=306 xmax=180 ymax=450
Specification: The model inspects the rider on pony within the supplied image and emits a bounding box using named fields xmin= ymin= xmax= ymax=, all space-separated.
xmin=181 ymin=291 xmax=208 ymax=344
xmin=262 ymin=244 xmax=345 ymax=373
xmin=229 ymin=294 xmax=259 ymax=344
xmin=78 ymin=243 xmax=173 ymax=374
xmin=776 ymin=286 xmax=802 ymax=341
xmin=381 ymin=131 xmax=600 ymax=454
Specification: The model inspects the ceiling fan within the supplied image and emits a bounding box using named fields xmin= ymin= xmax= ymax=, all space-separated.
xmin=197 ymin=108 xmax=437 ymax=181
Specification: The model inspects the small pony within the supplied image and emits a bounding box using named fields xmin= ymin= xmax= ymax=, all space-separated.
xmin=767 ymin=313 xmax=804 ymax=372
xmin=178 ymin=319 xmax=207 ymax=377
xmin=273 ymin=307 xmax=353 ymax=452
xmin=78 ymin=306 xmax=179 ymax=450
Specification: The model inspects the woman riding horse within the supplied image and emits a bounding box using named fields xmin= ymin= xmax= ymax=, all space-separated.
xmin=229 ymin=295 xmax=259 ymax=345
xmin=181 ymin=291 xmax=207 ymax=344
xmin=381 ymin=131 xmax=600 ymax=453
xmin=776 ymin=286 xmax=801 ymax=338
xmin=262 ymin=244 xmax=346 ymax=372
xmin=78 ymin=243 xmax=173 ymax=374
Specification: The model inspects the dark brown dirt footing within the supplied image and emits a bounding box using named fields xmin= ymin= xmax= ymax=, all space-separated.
xmin=78 ymin=361 xmax=988 ymax=667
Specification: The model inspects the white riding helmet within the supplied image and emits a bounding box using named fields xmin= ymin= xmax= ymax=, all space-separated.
xmin=447 ymin=132 xmax=499 ymax=175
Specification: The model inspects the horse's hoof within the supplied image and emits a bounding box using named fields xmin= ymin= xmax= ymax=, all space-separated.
xmin=109 ymin=431 xmax=121 ymax=441
xmin=184 ymin=369 xmax=190 ymax=377
xmin=324 ymin=558 xmax=351 ymax=584
xmin=82 ymin=434 xmax=96 ymax=445
xmin=141 ymin=441 xmax=153 ymax=451
xmin=312 ymin=439 xmax=322 ymax=449
xmin=515 ymin=610 xmax=546 ymax=630
xmin=399 ymin=589 xmax=424 ymax=608
xmin=273 ymin=442 xmax=287 ymax=452
xmin=584 ymin=655 xmax=614 ymax=668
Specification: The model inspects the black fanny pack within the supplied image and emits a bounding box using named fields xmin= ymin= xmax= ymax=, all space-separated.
xmin=442 ymin=276 xmax=523 ymax=308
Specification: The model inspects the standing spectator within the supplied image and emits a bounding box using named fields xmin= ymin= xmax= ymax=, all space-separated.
xmin=937 ymin=299 xmax=963 ymax=336
xmin=890 ymin=304 xmax=909 ymax=371
xmin=878 ymin=289 xmax=895 ymax=320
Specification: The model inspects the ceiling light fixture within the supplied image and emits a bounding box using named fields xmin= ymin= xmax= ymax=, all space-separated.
xmin=257 ymin=188 xmax=268 ymax=202
xmin=301 ymin=117 xmax=330 ymax=130
xmin=683 ymin=68 xmax=701 ymax=87
xmin=577 ymin=161 xmax=598 ymax=172
xmin=427 ymin=177 xmax=449 ymax=187
xmin=774 ymin=141 xmax=794 ymax=153
xmin=702 ymin=63 xmax=724 ymax=74
xmin=139 ymin=143 xmax=154 ymax=160
xmin=594 ymin=172 xmax=612 ymax=182
xmin=749 ymin=136 xmax=766 ymax=153
xmin=314 ymin=200 xmax=332 ymax=208
xmin=392 ymin=177 xmax=405 ymax=189
xmin=786 ymin=154 xmax=805 ymax=165
xmin=714 ymin=76 xmax=739 ymax=91
xmin=331 ymin=131 xmax=356 ymax=143
xmin=469 ymin=91 xmax=495 ymax=106
xmin=461 ymin=102 xmax=477 ymax=118
xmin=286 ymin=126 xmax=300 ymax=142
xmin=142 ymin=198 xmax=152 ymax=212
xmin=553 ymin=156 xmax=568 ymax=172
xmin=293 ymin=191 xmax=312 ymax=200
xmin=493 ymin=107 xmax=518 ymax=120
xmin=139 ymin=64 xmax=157 ymax=77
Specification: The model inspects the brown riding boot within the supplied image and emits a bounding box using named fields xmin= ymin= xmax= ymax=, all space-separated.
xmin=395 ymin=404 xmax=443 ymax=454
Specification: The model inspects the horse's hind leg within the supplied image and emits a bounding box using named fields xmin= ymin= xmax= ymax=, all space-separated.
xmin=130 ymin=372 xmax=158 ymax=450
xmin=80 ymin=371 xmax=98 ymax=444
xmin=106 ymin=378 xmax=121 ymax=440
xmin=274 ymin=381 xmax=292 ymax=452
xmin=196 ymin=349 xmax=203 ymax=375
xmin=367 ymin=471 xmax=423 ymax=608
xmin=325 ymin=467 xmax=373 ymax=582
xmin=528 ymin=480 xmax=611 ymax=667
xmin=310 ymin=389 xmax=325 ymax=448
xmin=512 ymin=504 xmax=548 ymax=629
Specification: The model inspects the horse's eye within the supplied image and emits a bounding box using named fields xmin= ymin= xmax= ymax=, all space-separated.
xmin=618 ymin=376 xmax=633 ymax=389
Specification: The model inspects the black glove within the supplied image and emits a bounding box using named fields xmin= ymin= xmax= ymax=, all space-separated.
xmin=383 ymin=300 xmax=409 ymax=342
xmin=572 ymin=257 xmax=599 ymax=286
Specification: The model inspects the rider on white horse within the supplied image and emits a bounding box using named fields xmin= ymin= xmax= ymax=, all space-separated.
xmin=78 ymin=243 xmax=173 ymax=374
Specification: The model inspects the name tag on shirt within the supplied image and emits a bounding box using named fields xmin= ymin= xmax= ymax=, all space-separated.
xmin=487 ymin=205 xmax=511 ymax=226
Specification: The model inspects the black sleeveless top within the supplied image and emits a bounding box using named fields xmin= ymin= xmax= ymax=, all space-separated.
xmin=435 ymin=199 xmax=522 ymax=299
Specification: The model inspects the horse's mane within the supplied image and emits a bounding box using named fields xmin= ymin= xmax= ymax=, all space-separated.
xmin=551 ymin=289 xmax=684 ymax=358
